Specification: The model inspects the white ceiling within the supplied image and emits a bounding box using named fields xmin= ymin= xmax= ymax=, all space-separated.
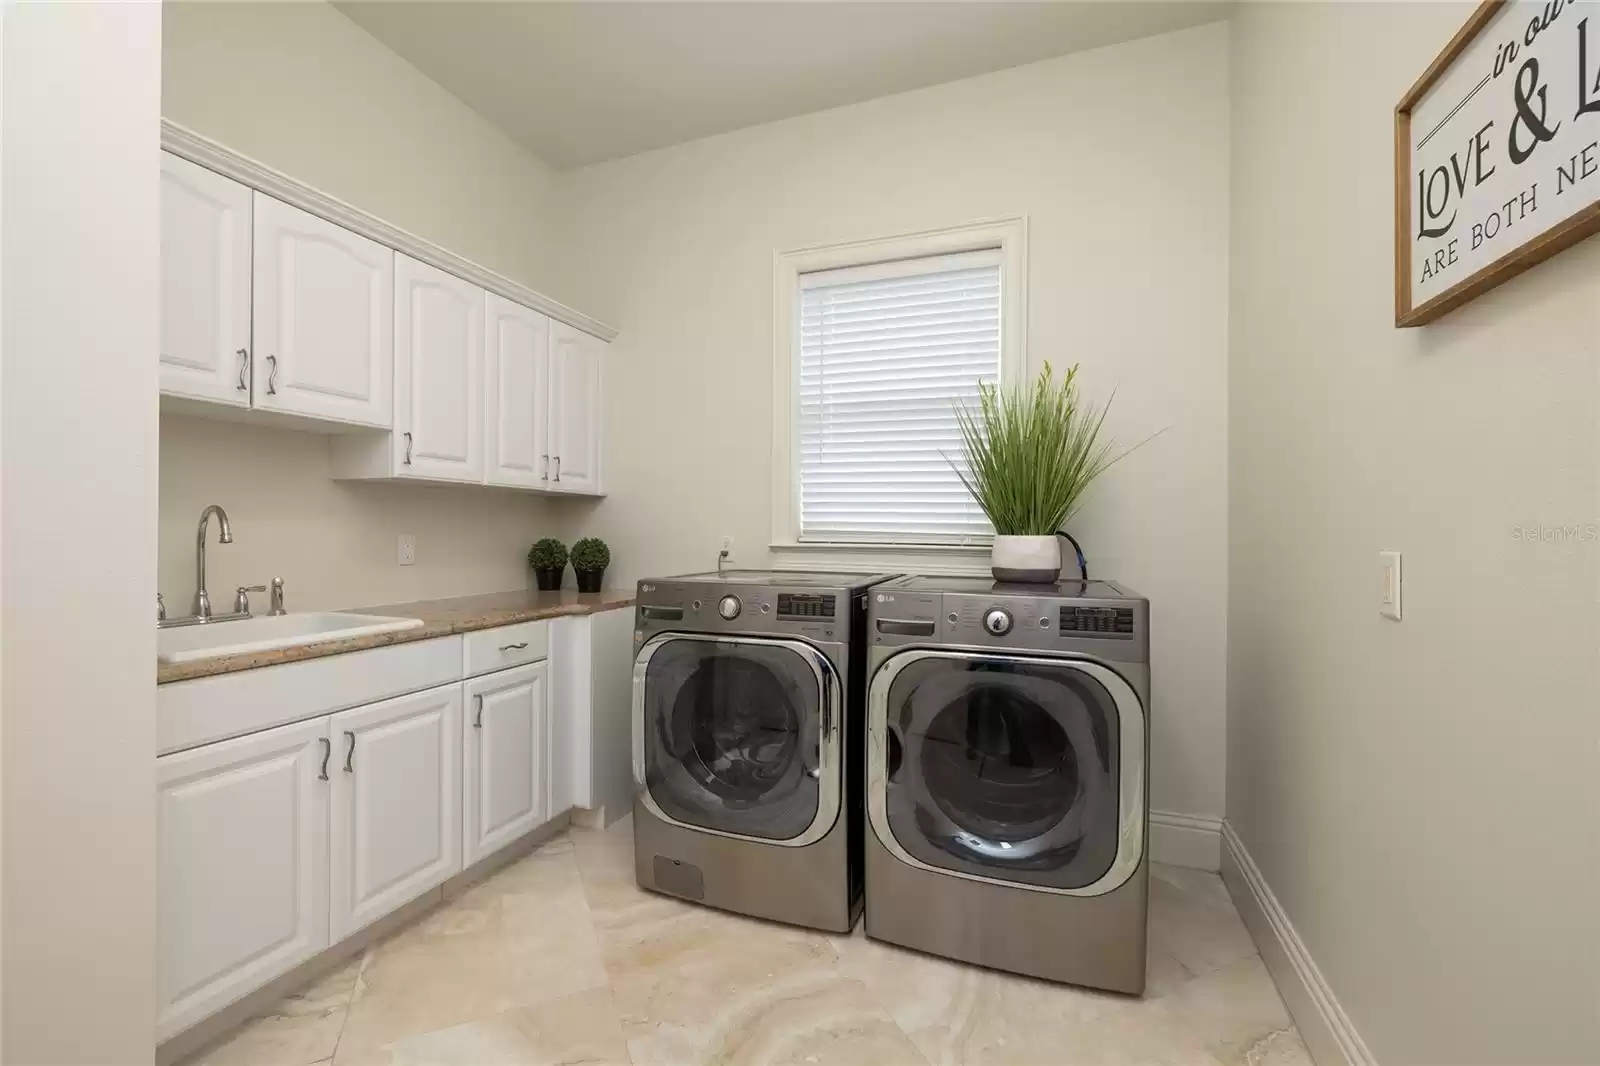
xmin=334 ymin=1 xmax=1231 ymax=170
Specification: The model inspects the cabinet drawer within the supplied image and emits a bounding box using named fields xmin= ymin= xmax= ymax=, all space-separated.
xmin=463 ymin=620 xmax=549 ymax=677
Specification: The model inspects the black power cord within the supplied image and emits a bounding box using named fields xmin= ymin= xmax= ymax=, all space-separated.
xmin=1056 ymin=530 xmax=1088 ymax=581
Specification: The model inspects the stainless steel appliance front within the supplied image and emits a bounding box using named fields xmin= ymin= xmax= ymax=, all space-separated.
xmin=631 ymin=570 xmax=895 ymax=933
xmin=633 ymin=632 xmax=842 ymax=848
xmin=863 ymin=574 xmax=1152 ymax=993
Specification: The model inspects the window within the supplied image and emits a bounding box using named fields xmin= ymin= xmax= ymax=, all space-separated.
xmin=772 ymin=219 xmax=1025 ymax=556
xmin=797 ymin=252 xmax=1000 ymax=543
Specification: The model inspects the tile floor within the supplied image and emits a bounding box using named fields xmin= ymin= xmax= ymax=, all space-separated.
xmin=182 ymin=817 xmax=1312 ymax=1066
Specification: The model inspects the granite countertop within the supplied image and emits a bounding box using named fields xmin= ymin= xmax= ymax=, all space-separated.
xmin=157 ymin=587 xmax=635 ymax=685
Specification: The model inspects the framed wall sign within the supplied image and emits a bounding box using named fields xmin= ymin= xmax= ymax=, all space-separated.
xmin=1397 ymin=0 xmax=1600 ymax=326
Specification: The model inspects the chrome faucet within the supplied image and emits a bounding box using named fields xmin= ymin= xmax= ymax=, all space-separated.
xmin=193 ymin=504 xmax=233 ymax=620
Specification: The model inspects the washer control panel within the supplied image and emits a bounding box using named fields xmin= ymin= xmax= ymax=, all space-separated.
xmin=717 ymin=595 xmax=742 ymax=620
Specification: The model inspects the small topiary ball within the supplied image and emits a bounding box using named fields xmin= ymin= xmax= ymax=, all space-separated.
xmin=570 ymin=537 xmax=610 ymax=572
xmin=527 ymin=537 xmax=568 ymax=569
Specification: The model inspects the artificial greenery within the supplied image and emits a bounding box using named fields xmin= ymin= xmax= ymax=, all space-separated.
xmin=570 ymin=537 xmax=611 ymax=572
xmin=950 ymin=362 xmax=1126 ymax=536
xmin=527 ymin=537 xmax=568 ymax=570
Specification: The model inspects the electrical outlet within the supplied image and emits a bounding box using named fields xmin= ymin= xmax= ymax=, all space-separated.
xmin=398 ymin=533 xmax=416 ymax=566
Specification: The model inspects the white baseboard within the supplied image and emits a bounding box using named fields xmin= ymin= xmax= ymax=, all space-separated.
xmin=1220 ymin=822 xmax=1376 ymax=1066
xmin=1149 ymin=809 xmax=1223 ymax=870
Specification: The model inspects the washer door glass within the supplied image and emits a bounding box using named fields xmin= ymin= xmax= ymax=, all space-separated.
xmin=882 ymin=656 xmax=1120 ymax=890
xmin=642 ymin=637 xmax=823 ymax=841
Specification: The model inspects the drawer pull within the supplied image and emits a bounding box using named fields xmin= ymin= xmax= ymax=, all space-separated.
xmin=498 ymin=641 xmax=529 ymax=651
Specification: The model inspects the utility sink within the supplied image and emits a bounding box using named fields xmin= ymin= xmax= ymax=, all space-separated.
xmin=158 ymin=612 xmax=425 ymax=665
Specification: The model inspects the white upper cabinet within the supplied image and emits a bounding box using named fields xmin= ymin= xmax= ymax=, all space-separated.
xmin=393 ymin=255 xmax=484 ymax=483
xmin=160 ymin=153 xmax=253 ymax=408
xmin=156 ymin=717 xmax=330 ymax=1042
xmin=548 ymin=321 xmax=604 ymax=495
xmin=253 ymin=195 xmax=394 ymax=428
xmin=329 ymin=684 xmax=461 ymax=942
xmin=484 ymin=294 xmax=550 ymax=490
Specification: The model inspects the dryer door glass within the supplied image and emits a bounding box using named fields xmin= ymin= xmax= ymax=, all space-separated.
xmin=883 ymin=656 xmax=1121 ymax=890
xmin=641 ymin=637 xmax=825 ymax=841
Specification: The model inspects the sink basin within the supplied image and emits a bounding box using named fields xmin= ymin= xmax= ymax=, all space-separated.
xmin=158 ymin=612 xmax=425 ymax=664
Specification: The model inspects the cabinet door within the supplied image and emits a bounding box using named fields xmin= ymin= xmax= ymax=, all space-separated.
xmin=160 ymin=153 xmax=252 ymax=408
xmin=548 ymin=321 xmax=604 ymax=495
xmin=394 ymin=254 xmax=484 ymax=482
xmin=464 ymin=662 xmax=549 ymax=866
xmin=484 ymin=294 xmax=550 ymax=489
xmin=156 ymin=718 xmax=331 ymax=1041
xmin=253 ymin=194 xmax=394 ymax=428
xmin=329 ymin=684 xmax=461 ymax=941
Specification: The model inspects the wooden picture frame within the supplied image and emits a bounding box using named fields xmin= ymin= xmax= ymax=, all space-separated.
xmin=1396 ymin=0 xmax=1600 ymax=326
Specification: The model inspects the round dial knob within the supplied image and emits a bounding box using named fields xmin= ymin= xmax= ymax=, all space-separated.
xmin=717 ymin=595 xmax=742 ymax=620
xmin=982 ymin=607 xmax=1013 ymax=636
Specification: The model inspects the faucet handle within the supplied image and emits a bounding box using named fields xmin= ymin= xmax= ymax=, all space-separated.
xmin=270 ymin=577 xmax=286 ymax=617
xmin=235 ymin=584 xmax=267 ymax=615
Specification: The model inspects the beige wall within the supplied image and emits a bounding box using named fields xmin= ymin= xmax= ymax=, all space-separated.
xmin=159 ymin=416 xmax=565 ymax=612
xmin=1 ymin=3 xmax=162 ymax=1060
xmin=548 ymin=24 xmax=1231 ymax=824
xmin=1228 ymin=4 xmax=1600 ymax=1063
xmin=159 ymin=1 xmax=570 ymax=610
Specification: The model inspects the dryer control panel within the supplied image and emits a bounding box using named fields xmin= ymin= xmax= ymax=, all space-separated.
xmin=869 ymin=577 xmax=1148 ymax=663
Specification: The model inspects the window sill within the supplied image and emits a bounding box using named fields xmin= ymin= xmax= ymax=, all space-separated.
xmin=769 ymin=541 xmax=992 ymax=577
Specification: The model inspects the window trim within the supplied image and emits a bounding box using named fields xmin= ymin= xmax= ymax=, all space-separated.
xmin=770 ymin=217 xmax=1027 ymax=569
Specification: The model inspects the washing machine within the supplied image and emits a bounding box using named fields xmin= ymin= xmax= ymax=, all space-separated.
xmin=864 ymin=574 xmax=1151 ymax=993
xmin=631 ymin=570 xmax=897 ymax=932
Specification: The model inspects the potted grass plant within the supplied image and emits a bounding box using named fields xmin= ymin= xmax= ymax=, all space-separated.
xmin=951 ymin=362 xmax=1126 ymax=583
xmin=527 ymin=537 xmax=568 ymax=591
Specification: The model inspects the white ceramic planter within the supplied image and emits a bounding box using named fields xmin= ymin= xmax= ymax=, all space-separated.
xmin=991 ymin=535 xmax=1061 ymax=584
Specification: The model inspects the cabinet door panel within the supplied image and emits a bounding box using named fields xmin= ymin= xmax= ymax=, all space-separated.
xmin=330 ymin=684 xmax=461 ymax=941
xmin=156 ymin=717 xmax=330 ymax=1041
xmin=396 ymin=255 xmax=484 ymax=482
xmin=464 ymin=662 xmax=548 ymax=865
xmin=253 ymin=195 xmax=393 ymax=428
xmin=160 ymin=153 xmax=252 ymax=407
xmin=484 ymin=295 xmax=549 ymax=489
xmin=548 ymin=322 xmax=603 ymax=495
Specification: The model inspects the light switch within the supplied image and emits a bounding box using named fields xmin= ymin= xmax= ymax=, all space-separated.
xmin=398 ymin=533 xmax=416 ymax=566
xmin=1378 ymin=550 xmax=1402 ymax=621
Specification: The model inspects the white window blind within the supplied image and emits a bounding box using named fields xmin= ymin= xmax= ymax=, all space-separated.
xmin=796 ymin=249 xmax=1001 ymax=544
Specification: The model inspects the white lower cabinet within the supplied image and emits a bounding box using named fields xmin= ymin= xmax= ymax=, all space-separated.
xmin=464 ymin=662 xmax=548 ymax=865
xmin=155 ymin=620 xmax=587 ymax=1047
xmin=329 ymin=683 xmax=462 ymax=942
xmin=156 ymin=717 xmax=331 ymax=1042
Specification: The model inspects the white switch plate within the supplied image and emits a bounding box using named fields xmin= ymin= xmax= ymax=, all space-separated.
xmin=1378 ymin=550 xmax=1402 ymax=620
xmin=398 ymin=533 xmax=416 ymax=566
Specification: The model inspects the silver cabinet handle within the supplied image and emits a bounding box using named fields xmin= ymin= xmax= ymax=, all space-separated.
xmin=540 ymin=454 xmax=549 ymax=481
xmin=473 ymin=694 xmax=483 ymax=729
xmin=265 ymin=354 xmax=278 ymax=395
xmin=343 ymin=730 xmax=355 ymax=773
xmin=403 ymin=432 xmax=413 ymax=466
xmin=236 ymin=348 xmax=249 ymax=391
xmin=318 ymin=737 xmax=331 ymax=781
xmin=553 ymin=456 xmax=561 ymax=482
xmin=498 ymin=642 xmax=529 ymax=651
